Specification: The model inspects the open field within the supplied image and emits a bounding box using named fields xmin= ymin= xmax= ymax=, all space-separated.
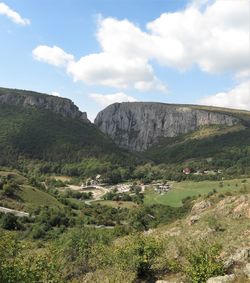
xmin=144 ymin=178 xmax=250 ymax=207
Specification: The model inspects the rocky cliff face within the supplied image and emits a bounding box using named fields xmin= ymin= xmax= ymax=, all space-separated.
xmin=95 ymin=102 xmax=240 ymax=151
xmin=0 ymin=88 xmax=89 ymax=122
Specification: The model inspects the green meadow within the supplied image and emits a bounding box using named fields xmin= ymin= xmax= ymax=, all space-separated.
xmin=144 ymin=178 xmax=250 ymax=207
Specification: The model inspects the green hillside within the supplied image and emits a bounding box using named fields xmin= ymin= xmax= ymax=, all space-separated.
xmin=143 ymin=123 xmax=250 ymax=175
xmin=0 ymin=102 xmax=140 ymax=178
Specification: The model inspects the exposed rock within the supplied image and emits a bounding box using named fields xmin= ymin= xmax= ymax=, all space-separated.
xmin=95 ymin=102 xmax=240 ymax=151
xmin=188 ymin=215 xmax=200 ymax=225
xmin=166 ymin=227 xmax=182 ymax=237
xmin=244 ymin=263 xmax=250 ymax=278
xmin=230 ymin=248 xmax=250 ymax=262
xmin=155 ymin=280 xmax=183 ymax=283
xmin=233 ymin=195 xmax=250 ymax=219
xmin=191 ymin=200 xmax=211 ymax=214
xmin=206 ymin=274 xmax=235 ymax=283
xmin=223 ymin=259 xmax=235 ymax=270
xmin=0 ymin=87 xmax=90 ymax=122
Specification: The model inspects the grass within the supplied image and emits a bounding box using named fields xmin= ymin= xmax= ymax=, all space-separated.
xmin=0 ymin=169 xmax=63 ymax=212
xmin=144 ymin=178 xmax=250 ymax=207
xmin=18 ymin=185 xmax=62 ymax=210
xmin=92 ymin=200 xmax=138 ymax=209
xmin=0 ymin=170 xmax=27 ymax=185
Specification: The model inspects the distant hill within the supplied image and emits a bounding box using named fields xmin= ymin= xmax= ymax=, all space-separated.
xmin=95 ymin=102 xmax=250 ymax=174
xmin=95 ymin=102 xmax=250 ymax=151
xmin=0 ymin=88 xmax=140 ymax=175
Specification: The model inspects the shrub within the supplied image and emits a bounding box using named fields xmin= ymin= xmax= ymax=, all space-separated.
xmin=2 ymin=183 xmax=16 ymax=197
xmin=111 ymin=234 xmax=162 ymax=278
xmin=1 ymin=213 xmax=23 ymax=230
xmin=0 ymin=232 xmax=63 ymax=283
xmin=182 ymin=241 xmax=225 ymax=283
xmin=31 ymin=224 xmax=46 ymax=239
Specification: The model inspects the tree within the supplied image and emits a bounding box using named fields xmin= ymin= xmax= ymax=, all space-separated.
xmin=1 ymin=213 xmax=22 ymax=230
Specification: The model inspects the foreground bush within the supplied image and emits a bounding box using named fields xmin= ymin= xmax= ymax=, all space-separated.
xmin=182 ymin=241 xmax=225 ymax=283
xmin=0 ymin=232 xmax=63 ymax=283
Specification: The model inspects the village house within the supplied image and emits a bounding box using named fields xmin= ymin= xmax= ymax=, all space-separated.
xmin=83 ymin=174 xmax=103 ymax=187
xmin=155 ymin=183 xmax=171 ymax=194
xmin=182 ymin=167 xmax=192 ymax=175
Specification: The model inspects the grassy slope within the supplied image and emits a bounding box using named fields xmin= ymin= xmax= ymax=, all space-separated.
xmin=148 ymin=186 xmax=250 ymax=282
xmin=0 ymin=170 xmax=62 ymax=212
xmin=144 ymin=124 xmax=250 ymax=165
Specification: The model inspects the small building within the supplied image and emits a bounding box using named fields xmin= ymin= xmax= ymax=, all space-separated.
xmin=183 ymin=167 xmax=192 ymax=175
xmin=155 ymin=183 xmax=171 ymax=194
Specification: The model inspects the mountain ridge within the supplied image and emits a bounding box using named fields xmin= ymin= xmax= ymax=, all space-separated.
xmin=94 ymin=102 xmax=249 ymax=151
xmin=0 ymin=87 xmax=89 ymax=123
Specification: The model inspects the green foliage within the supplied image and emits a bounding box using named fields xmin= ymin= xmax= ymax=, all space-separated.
xmin=0 ymin=103 xmax=141 ymax=178
xmin=109 ymin=234 xmax=162 ymax=278
xmin=25 ymin=206 xmax=73 ymax=240
xmin=0 ymin=213 xmax=23 ymax=230
xmin=0 ymin=232 xmax=63 ymax=283
xmin=182 ymin=241 xmax=225 ymax=283
xmin=0 ymin=179 xmax=19 ymax=198
xmin=61 ymin=227 xmax=114 ymax=276
xmin=129 ymin=206 xmax=153 ymax=231
xmin=144 ymin=126 xmax=250 ymax=179
xmin=129 ymin=199 xmax=193 ymax=231
xmin=64 ymin=189 xmax=93 ymax=200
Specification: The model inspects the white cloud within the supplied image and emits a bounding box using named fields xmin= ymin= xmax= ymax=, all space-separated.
xmin=67 ymin=53 xmax=156 ymax=89
xmin=199 ymin=80 xmax=250 ymax=110
xmin=147 ymin=0 xmax=249 ymax=73
xmin=32 ymin=0 xmax=250 ymax=91
xmin=0 ymin=2 xmax=30 ymax=25
xmin=89 ymin=92 xmax=137 ymax=107
xmin=32 ymin=46 xmax=74 ymax=67
xmin=51 ymin=91 xmax=60 ymax=97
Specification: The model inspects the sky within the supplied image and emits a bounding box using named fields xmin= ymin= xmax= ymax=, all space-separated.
xmin=0 ymin=0 xmax=249 ymax=121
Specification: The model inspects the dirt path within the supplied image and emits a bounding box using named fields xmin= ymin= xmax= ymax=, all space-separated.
xmin=0 ymin=206 xmax=29 ymax=217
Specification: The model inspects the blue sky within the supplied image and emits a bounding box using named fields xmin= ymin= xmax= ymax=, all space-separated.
xmin=0 ymin=0 xmax=249 ymax=120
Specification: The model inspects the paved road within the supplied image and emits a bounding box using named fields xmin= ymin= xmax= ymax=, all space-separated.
xmin=84 ymin=185 xmax=109 ymax=205
xmin=0 ymin=206 xmax=29 ymax=217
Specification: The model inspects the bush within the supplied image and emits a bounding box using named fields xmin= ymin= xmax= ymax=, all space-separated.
xmin=2 ymin=183 xmax=16 ymax=197
xmin=0 ymin=232 xmax=63 ymax=283
xmin=110 ymin=234 xmax=162 ymax=278
xmin=31 ymin=224 xmax=46 ymax=239
xmin=182 ymin=241 xmax=225 ymax=283
xmin=1 ymin=213 xmax=23 ymax=230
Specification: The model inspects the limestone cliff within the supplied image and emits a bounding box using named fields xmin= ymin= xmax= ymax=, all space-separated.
xmin=0 ymin=87 xmax=89 ymax=122
xmin=95 ymin=102 xmax=240 ymax=151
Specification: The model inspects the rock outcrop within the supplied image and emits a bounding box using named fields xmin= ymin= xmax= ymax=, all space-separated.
xmin=206 ymin=274 xmax=235 ymax=283
xmin=0 ymin=87 xmax=89 ymax=122
xmin=95 ymin=102 xmax=240 ymax=151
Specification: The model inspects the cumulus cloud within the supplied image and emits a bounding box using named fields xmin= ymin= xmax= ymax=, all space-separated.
xmin=51 ymin=91 xmax=60 ymax=97
xmin=32 ymin=45 xmax=74 ymax=67
xmin=89 ymin=92 xmax=137 ymax=107
xmin=33 ymin=0 xmax=249 ymax=91
xmin=200 ymin=80 xmax=250 ymax=110
xmin=147 ymin=0 xmax=249 ymax=73
xmin=0 ymin=2 xmax=30 ymax=25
